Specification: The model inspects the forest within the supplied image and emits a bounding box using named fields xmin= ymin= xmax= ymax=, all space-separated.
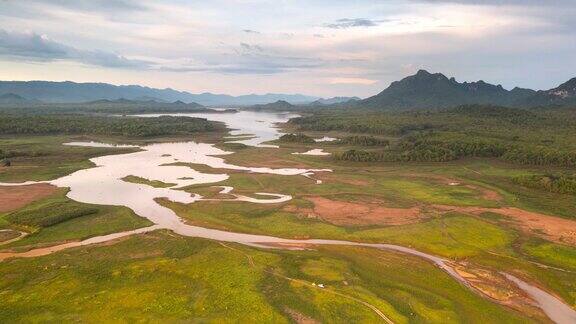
xmin=0 ymin=101 xmax=209 ymax=115
xmin=0 ymin=114 xmax=222 ymax=137
xmin=278 ymin=133 xmax=315 ymax=143
xmin=338 ymin=135 xmax=390 ymax=147
xmin=292 ymin=105 xmax=576 ymax=167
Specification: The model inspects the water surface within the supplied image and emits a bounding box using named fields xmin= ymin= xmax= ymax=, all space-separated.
xmin=135 ymin=110 xmax=299 ymax=147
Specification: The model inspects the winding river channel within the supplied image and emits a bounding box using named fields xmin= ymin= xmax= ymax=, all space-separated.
xmin=1 ymin=111 xmax=575 ymax=323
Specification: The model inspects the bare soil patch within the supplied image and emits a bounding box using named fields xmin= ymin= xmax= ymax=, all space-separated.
xmin=0 ymin=184 xmax=58 ymax=213
xmin=288 ymin=197 xmax=423 ymax=226
xmin=0 ymin=230 xmax=22 ymax=243
xmin=284 ymin=308 xmax=319 ymax=324
xmin=451 ymin=262 xmax=547 ymax=320
xmin=436 ymin=205 xmax=576 ymax=245
xmin=456 ymin=183 xmax=503 ymax=202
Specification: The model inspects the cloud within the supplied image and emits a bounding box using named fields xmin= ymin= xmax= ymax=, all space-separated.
xmin=162 ymin=44 xmax=326 ymax=75
xmin=239 ymin=43 xmax=263 ymax=52
xmin=0 ymin=29 xmax=150 ymax=69
xmin=243 ymin=29 xmax=261 ymax=34
xmin=24 ymin=0 xmax=145 ymax=13
xmin=166 ymin=54 xmax=325 ymax=75
xmin=324 ymin=18 xmax=386 ymax=29
xmin=412 ymin=0 xmax=574 ymax=5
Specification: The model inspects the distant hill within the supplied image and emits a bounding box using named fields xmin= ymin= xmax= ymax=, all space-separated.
xmin=360 ymin=70 xmax=537 ymax=110
xmin=0 ymin=81 xmax=319 ymax=106
xmin=84 ymin=98 xmax=204 ymax=109
xmin=245 ymin=100 xmax=296 ymax=111
xmin=0 ymin=93 xmax=40 ymax=104
xmin=519 ymin=77 xmax=576 ymax=107
xmin=309 ymin=96 xmax=360 ymax=106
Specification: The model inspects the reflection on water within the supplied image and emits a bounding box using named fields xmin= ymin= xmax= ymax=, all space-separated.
xmin=50 ymin=141 xmax=330 ymax=232
xmin=135 ymin=110 xmax=299 ymax=147
xmin=63 ymin=141 xmax=138 ymax=148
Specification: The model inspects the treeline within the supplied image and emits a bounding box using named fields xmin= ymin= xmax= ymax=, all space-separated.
xmin=289 ymin=114 xmax=438 ymax=136
xmin=338 ymin=136 xmax=389 ymax=146
xmin=0 ymin=101 xmax=208 ymax=115
xmin=279 ymin=133 xmax=315 ymax=143
xmin=333 ymin=137 xmax=576 ymax=166
xmin=513 ymin=174 xmax=576 ymax=195
xmin=0 ymin=115 xmax=222 ymax=137
xmin=0 ymin=149 xmax=45 ymax=160
xmin=6 ymin=201 xmax=98 ymax=227
xmin=291 ymin=105 xmax=576 ymax=167
xmin=290 ymin=105 xmax=550 ymax=136
xmin=502 ymin=149 xmax=576 ymax=168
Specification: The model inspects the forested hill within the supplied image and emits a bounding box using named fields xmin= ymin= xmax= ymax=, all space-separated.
xmin=0 ymin=81 xmax=319 ymax=105
xmin=360 ymin=70 xmax=529 ymax=110
xmin=519 ymin=77 xmax=576 ymax=107
xmin=357 ymin=70 xmax=576 ymax=110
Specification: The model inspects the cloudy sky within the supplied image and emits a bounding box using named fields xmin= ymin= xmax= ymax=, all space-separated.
xmin=0 ymin=0 xmax=574 ymax=97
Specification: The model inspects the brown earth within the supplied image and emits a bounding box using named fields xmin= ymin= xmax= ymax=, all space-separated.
xmin=451 ymin=262 xmax=547 ymax=321
xmin=0 ymin=184 xmax=58 ymax=213
xmin=436 ymin=205 xmax=576 ymax=246
xmin=284 ymin=308 xmax=319 ymax=324
xmin=0 ymin=230 xmax=22 ymax=243
xmin=286 ymin=197 xmax=424 ymax=226
xmin=458 ymin=183 xmax=503 ymax=202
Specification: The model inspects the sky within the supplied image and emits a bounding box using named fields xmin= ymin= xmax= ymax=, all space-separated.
xmin=0 ymin=0 xmax=575 ymax=98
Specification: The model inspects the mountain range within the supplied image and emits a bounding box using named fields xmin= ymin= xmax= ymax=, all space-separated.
xmin=2 ymin=71 xmax=575 ymax=110
xmin=0 ymin=81 xmax=321 ymax=106
xmin=359 ymin=70 xmax=576 ymax=110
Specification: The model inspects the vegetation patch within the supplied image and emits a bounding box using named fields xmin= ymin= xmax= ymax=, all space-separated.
xmin=122 ymin=175 xmax=175 ymax=188
xmin=0 ymin=114 xmax=222 ymax=137
xmin=337 ymin=135 xmax=390 ymax=147
xmin=513 ymin=174 xmax=576 ymax=195
xmin=1 ymin=190 xmax=151 ymax=249
xmin=5 ymin=200 xmax=98 ymax=228
xmin=279 ymin=133 xmax=315 ymax=143
xmin=522 ymin=240 xmax=576 ymax=271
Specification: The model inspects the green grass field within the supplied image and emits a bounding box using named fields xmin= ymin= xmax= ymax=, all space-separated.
xmin=0 ymin=189 xmax=151 ymax=250
xmin=0 ymin=231 xmax=531 ymax=323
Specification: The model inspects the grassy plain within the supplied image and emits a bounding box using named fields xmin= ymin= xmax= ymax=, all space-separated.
xmin=0 ymin=231 xmax=531 ymax=323
xmin=0 ymin=189 xmax=151 ymax=251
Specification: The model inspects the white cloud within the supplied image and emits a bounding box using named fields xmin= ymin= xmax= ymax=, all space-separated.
xmin=0 ymin=29 xmax=151 ymax=69
xmin=0 ymin=0 xmax=574 ymax=96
